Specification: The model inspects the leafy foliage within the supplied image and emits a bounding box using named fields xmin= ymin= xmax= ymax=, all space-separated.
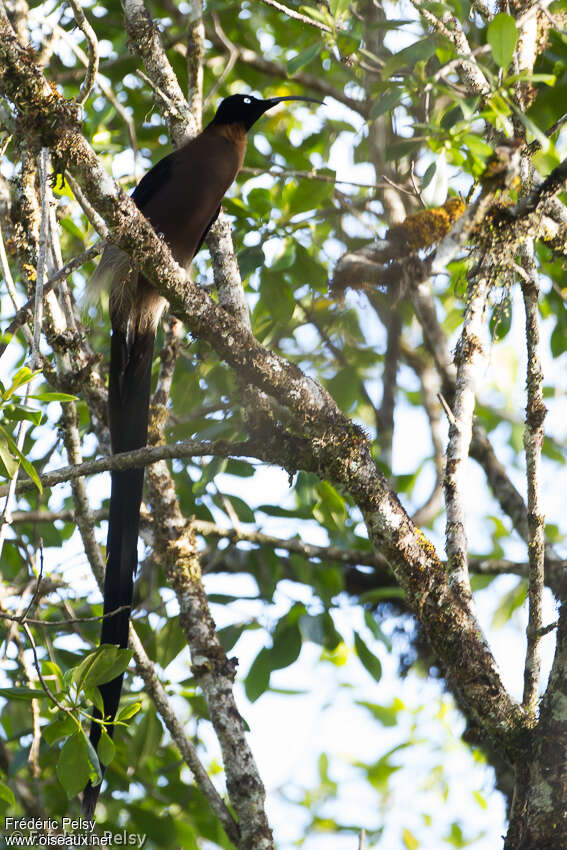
xmin=1 ymin=0 xmax=566 ymax=846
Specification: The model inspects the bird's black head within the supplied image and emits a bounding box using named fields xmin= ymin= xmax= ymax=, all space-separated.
xmin=208 ymin=93 xmax=323 ymax=132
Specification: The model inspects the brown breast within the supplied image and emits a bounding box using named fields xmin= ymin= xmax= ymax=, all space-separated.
xmin=141 ymin=124 xmax=248 ymax=266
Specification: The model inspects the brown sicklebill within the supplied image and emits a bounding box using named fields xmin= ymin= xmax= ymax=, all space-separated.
xmin=82 ymin=92 xmax=323 ymax=817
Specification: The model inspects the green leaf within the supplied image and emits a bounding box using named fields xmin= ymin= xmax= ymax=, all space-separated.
xmin=287 ymin=43 xmax=322 ymax=76
xmin=28 ymin=391 xmax=77 ymax=402
xmin=298 ymin=4 xmax=334 ymax=26
xmin=2 ymin=366 xmax=39 ymax=400
xmin=43 ymin=716 xmax=76 ymax=745
xmin=115 ymin=701 xmax=142 ymax=722
xmin=487 ymin=14 xmax=518 ymax=68
xmin=245 ymin=647 xmax=272 ymax=702
xmin=0 ymin=782 xmax=15 ymax=807
xmin=269 ymin=620 xmax=302 ymax=670
xmin=370 ymin=87 xmax=403 ymax=121
xmin=381 ymin=38 xmax=437 ymax=79
xmin=56 ymin=732 xmax=92 ymax=798
xmin=97 ymin=729 xmax=116 ymax=766
xmin=237 ymin=245 xmax=265 ymax=281
xmin=259 ymin=274 xmax=295 ymax=324
xmin=492 ymin=579 xmax=526 ymax=628
xmin=359 ymin=586 xmax=405 ymax=604
xmin=0 ymin=686 xmax=50 ymax=700
xmin=0 ymin=435 xmax=18 ymax=478
xmin=71 ymin=645 xmax=132 ymax=692
xmin=299 ymin=612 xmax=342 ymax=650
xmin=0 ymin=424 xmax=42 ymax=493
xmin=357 ymin=697 xmax=404 ymax=726
xmin=364 ymin=609 xmax=393 ymax=651
xmin=354 ymin=631 xmax=382 ymax=682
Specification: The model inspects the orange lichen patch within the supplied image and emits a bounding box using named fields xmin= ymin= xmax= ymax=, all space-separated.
xmin=386 ymin=197 xmax=466 ymax=254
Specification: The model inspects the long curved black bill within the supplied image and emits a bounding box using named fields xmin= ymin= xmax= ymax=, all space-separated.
xmin=264 ymin=95 xmax=324 ymax=109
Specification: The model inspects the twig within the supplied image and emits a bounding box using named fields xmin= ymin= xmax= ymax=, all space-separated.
xmin=0 ymin=438 xmax=267 ymax=498
xmin=32 ymin=148 xmax=50 ymax=368
xmin=410 ymin=0 xmax=491 ymax=97
xmin=151 ymin=317 xmax=183 ymax=412
xmin=470 ymin=0 xmax=492 ymax=19
xmin=0 ymin=218 xmax=34 ymax=348
xmin=21 ymin=622 xmax=72 ymax=714
xmin=0 ymin=241 xmax=106 ymax=361
xmin=206 ymin=26 xmax=367 ymax=118
xmin=127 ymin=626 xmax=240 ymax=842
xmin=205 ymin=13 xmax=238 ymax=107
xmin=444 ymin=274 xmax=489 ymax=601
xmin=121 ymin=0 xmax=196 ymax=146
xmin=0 ymin=604 xmax=133 ymax=627
xmin=438 ymin=392 xmax=456 ymax=426
xmin=9 ymin=507 xmax=565 ymax=585
xmin=66 ymin=0 xmax=99 ymax=106
xmin=514 ymin=155 xmax=567 ymax=217
xmin=256 ymin=0 xmax=334 ymax=33
xmin=136 ymin=69 xmax=187 ymax=123
xmin=376 ymin=308 xmax=401 ymax=468
xmin=186 ymin=0 xmax=204 ymax=127
xmin=241 ymin=165 xmax=379 ymax=190
xmin=520 ymin=244 xmax=546 ymax=713
xmin=411 ymin=366 xmax=445 ymax=526
xmin=65 ymin=173 xmax=108 ymax=236
xmin=0 ymin=150 xmax=51 ymax=558
xmin=19 ymin=545 xmax=45 ymax=624
xmin=31 ymin=11 xmax=138 ymax=168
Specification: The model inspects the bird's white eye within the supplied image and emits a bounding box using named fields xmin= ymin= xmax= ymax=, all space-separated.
xmin=243 ymin=97 xmax=252 ymax=104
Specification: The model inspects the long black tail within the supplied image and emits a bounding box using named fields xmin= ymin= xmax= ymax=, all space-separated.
xmin=83 ymin=327 xmax=155 ymax=817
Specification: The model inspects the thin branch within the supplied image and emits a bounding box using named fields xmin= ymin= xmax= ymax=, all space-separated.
xmin=206 ymin=26 xmax=367 ymax=118
xmin=514 ymin=155 xmax=567 ymax=217
xmin=135 ymin=68 xmax=187 ymax=123
xmin=0 ymin=605 xmax=132 ymax=627
xmin=127 ymin=626 xmax=240 ymax=843
xmin=0 ymin=216 xmax=34 ymax=348
xmin=32 ymin=148 xmax=50 ymax=368
xmin=11 ymin=507 xmax=563 ymax=583
xmin=66 ymin=0 xmax=99 ymax=106
xmin=0 ymin=438 xmax=268 ymax=498
xmin=241 ymin=164 xmax=381 ymax=190
xmin=121 ymin=0 xmax=196 ymax=146
xmin=410 ymin=0 xmax=491 ymax=97
xmin=520 ymin=245 xmax=546 ymax=713
xmin=411 ymin=366 xmax=445 ymax=527
xmin=65 ymin=173 xmax=108 ymax=237
xmin=444 ymin=273 xmax=489 ymax=602
xmin=0 ymin=150 xmax=50 ymax=557
xmin=0 ymin=241 xmax=105 ymax=361
xmin=186 ymin=0 xmax=204 ymax=127
xmin=21 ymin=623 xmax=72 ymax=714
xmin=31 ymin=11 xmax=138 ymax=164
xmin=376 ymin=308 xmax=401 ymax=468
xmin=205 ymin=13 xmax=238 ymax=107
xmin=256 ymin=0 xmax=334 ymax=33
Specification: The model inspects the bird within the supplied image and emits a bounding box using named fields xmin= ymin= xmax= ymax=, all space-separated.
xmin=82 ymin=92 xmax=322 ymax=817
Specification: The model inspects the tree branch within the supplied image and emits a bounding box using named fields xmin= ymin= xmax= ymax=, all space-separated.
xmin=520 ymin=245 xmax=546 ymax=712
